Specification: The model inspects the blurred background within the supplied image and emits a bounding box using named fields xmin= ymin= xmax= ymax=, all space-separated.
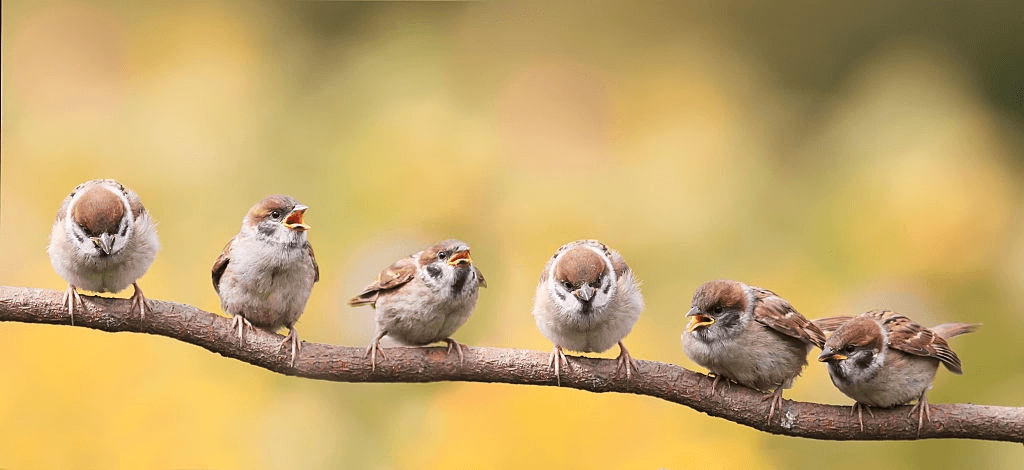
xmin=3 ymin=1 xmax=1023 ymax=468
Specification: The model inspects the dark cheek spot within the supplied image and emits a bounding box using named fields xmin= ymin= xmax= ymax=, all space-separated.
xmin=717 ymin=311 xmax=740 ymax=330
xmin=257 ymin=223 xmax=276 ymax=238
xmin=555 ymin=291 xmax=566 ymax=301
xmin=602 ymin=282 xmax=610 ymax=295
xmin=426 ymin=265 xmax=442 ymax=278
xmin=855 ymin=351 xmax=874 ymax=369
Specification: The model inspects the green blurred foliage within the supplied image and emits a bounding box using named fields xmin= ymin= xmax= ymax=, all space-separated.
xmin=2 ymin=1 xmax=1023 ymax=468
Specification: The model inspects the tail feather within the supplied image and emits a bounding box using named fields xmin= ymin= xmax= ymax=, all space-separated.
xmin=929 ymin=322 xmax=981 ymax=339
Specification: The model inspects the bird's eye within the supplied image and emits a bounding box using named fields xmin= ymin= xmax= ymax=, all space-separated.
xmin=844 ymin=344 xmax=856 ymax=353
xmin=562 ymin=280 xmax=573 ymax=290
xmin=270 ymin=210 xmax=282 ymax=219
xmin=438 ymin=251 xmax=449 ymax=261
xmin=712 ymin=305 xmax=724 ymax=314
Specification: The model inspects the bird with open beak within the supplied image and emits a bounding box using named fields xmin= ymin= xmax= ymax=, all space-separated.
xmin=212 ymin=195 xmax=319 ymax=367
xmin=349 ymin=239 xmax=486 ymax=371
xmin=681 ymin=279 xmax=826 ymax=423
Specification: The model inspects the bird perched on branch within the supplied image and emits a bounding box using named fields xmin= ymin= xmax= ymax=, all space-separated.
xmin=212 ymin=195 xmax=318 ymax=367
xmin=48 ymin=179 xmax=160 ymax=325
xmin=532 ymin=240 xmax=644 ymax=386
xmin=817 ymin=310 xmax=979 ymax=434
xmin=681 ymin=280 xmax=825 ymax=423
xmin=349 ymin=239 xmax=485 ymax=371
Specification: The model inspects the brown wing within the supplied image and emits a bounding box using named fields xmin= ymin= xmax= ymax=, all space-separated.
xmin=811 ymin=315 xmax=854 ymax=335
xmin=871 ymin=310 xmax=965 ymax=374
xmin=306 ymin=242 xmax=320 ymax=283
xmin=605 ymin=246 xmax=631 ymax=280
xmin=348 ymin=256 xmax=417 ymax=307
xmin=211 ymin=237 xmax=235 ymax=294
xmin=751 ymin=287 xmax=826 ymax=348
xmin=121 ymin=184 xmax=147 ymax=220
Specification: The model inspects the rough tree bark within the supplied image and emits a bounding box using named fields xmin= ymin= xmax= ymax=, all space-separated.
xmin=1 ymin=286 xmax=1021 ymax=443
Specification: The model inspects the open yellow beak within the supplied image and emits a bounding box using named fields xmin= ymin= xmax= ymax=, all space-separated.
xmin=686 ymin=314 xmax=715 ymax=332
xmin=448 ymin=250 xmax=473 ymax=266
xmin=283 ymin=205 xmax=310 ymax=231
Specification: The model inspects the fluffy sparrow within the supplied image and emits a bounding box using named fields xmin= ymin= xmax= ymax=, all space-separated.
xmin=48 ymin=179 xmax=160 ymax=324
xmin=817 ymin=310 xmax=979 ymax=434
xmin=532 ymin=240 xmax=644 ymax=386
xmin=212 ymin=195 xmax=319 ymax=366
xmin=681 ymin=280 xmax=826 ymax=422
xmin=349 ymin=239 xmax=485 ymax=371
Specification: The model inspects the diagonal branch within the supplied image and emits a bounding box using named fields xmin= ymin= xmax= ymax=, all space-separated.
xmin=1 ymin=285 xmax=1021 ymax=443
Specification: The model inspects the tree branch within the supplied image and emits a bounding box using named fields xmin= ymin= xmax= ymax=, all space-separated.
xmin=1 ymin=285 xmax=1020 ymax=443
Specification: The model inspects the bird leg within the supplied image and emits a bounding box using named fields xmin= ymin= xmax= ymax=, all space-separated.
xmin=614 ymin=341 xmax=639 ymax=379
xmin=364 ymin=330 xmax=389 ymax=372
xmin=548 ymin=345 xmax=570 ymax=386
xmin=231 ymin=314 xmax=254 ymax=345
xmin=443 ymin=338 xmax=465 ymax=365
xmin=130 ymin=282 xmax=149 ymax=320
xmin=61 ymin=284 xmax=83 ymax=326
xmin=909 ymin=392 xmax=932 ymax=438
xmin=765 ymin=388 xmax=786 ymax=424
xmin=707 ymin=373 xmax=732 ymax=397
xmin=850 ymin=402 xmax=874 ymax=432
xmin=280 ymin=326 xmax=301 ymax=367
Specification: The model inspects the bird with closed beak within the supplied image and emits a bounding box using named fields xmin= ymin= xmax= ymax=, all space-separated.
xmin=532 ymin=240 xmax=644 ymax=386
xmin=817 ymin=310 xmax=978 ymax=434
xmin=48 ymin=179 xmax=160 ymax=324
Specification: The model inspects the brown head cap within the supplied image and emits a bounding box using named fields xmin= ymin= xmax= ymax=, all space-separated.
xmin=72 ymin=185 xmax=125 ymax=236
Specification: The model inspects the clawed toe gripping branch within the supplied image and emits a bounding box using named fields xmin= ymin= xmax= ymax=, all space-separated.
xmin=1 ymin=286 xmax=1022 ymax=443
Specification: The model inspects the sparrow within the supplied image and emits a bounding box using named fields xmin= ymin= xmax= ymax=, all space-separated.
xmin=48 ymin=179 xmax=160 ymax=325
xmin=212 ymin=195 xmax=319 ymax=366
xmin=532 ymin=240 xmax=644 ymax=386
xmin=349 ymin=239 xmax=485 ymax=371
xmin=681 ymin=280 xmax=826 ymax=422
xmin=817 ymin=310 xmax=979 ymax=434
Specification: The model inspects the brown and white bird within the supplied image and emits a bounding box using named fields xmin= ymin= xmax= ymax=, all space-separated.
xmin=817 ymin=310 xmax=978 ymax=434
xmin=681 ymin=280 xmax=826 ymax=422
xmin=349 ymin=239 xmax=485 ymax=371
xmin=212 ymin=195 xmax=318 ymax=366
xmin=532 ymin=240 xmax=644 ymax=386
xmin=48 ymin=179 xmax=160 ymax=324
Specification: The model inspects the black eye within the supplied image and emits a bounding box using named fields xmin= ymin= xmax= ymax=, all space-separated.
xmin=562 ymin=280 xmax=573 ymax=290
xmin=270 ymin=210 xmax=282 ymax=219
xmin=438 ymin=251 xmax=449 ymax=261
xmin=844 ymin=344 xmax=856 ymax=353
xmin=712 ymin=305 xmax=724 ymax=314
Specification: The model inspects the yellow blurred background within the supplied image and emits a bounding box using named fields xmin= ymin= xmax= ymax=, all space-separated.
xmin=3 ymin=1 xmax=1023 ymax=468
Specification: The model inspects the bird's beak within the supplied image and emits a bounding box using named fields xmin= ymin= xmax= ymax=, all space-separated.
xmin=574 ymin=284 xmax=596 ymax=303
xmin=448 ymin=250 xmax=473 ymax=267
xmin=283 ymin=205 xmax=310 ymax=231
xmin=685 ymin=307 xmax=715 ymax=332
xmin=92 ymin=233 xmax=114 ymax=255
xmin=817 ymin=348 xmax=847 ymax=363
